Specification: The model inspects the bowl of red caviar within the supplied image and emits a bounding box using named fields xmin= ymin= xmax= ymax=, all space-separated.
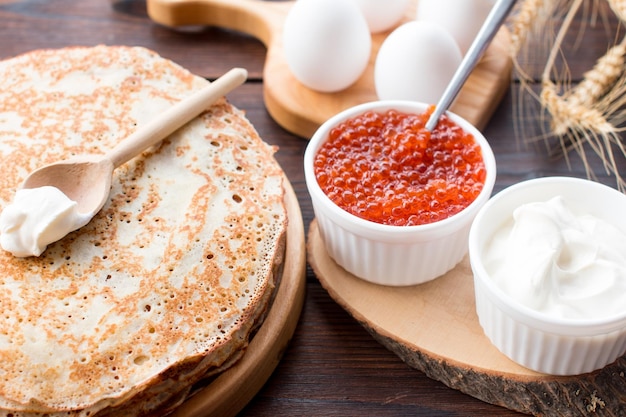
xmin=304 ymin=100 xmax=496 ymax=286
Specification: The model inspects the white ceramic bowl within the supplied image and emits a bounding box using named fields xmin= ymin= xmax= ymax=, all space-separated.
xmin=469 ymin=176 xmax=626 ymax=375
xmin=304 ymin=100 xmax=496 ymax=286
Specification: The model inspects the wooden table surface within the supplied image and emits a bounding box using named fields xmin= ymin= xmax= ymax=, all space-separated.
xmin=2 ymin=1 xmax=623 ymax=416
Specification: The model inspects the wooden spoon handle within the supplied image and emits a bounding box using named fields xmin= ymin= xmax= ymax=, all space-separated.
xmin=105 ymin=67 xmax=248 ymax=168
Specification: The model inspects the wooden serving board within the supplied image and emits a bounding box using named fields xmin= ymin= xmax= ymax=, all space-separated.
xmin=308 ymin=220 xmax=626 ymax=417
xmin=146 ymin=0 xmax=513 ymax=138
xmin=170 ymin=180 xmax=306 ymax=417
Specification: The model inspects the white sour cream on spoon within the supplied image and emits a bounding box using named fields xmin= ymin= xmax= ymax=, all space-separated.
xmin=0 ymin=186 xmax=92 ymax=257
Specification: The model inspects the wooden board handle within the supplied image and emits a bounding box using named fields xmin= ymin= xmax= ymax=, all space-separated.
xmin=147 ymin=0 xmax=291 ymax=47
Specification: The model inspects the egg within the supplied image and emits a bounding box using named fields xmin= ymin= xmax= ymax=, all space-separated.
xmin=416 ymin=0 xmax=496 ymax=55
xmin=374 ymin=21 xmax=462 ymax=103
xmin=354 ymin=0 xmax=410 ymax=33
xmin=282 ymin=0 xmax=371 ymax=93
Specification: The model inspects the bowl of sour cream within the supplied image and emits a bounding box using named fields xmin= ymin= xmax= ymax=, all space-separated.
xmin=469 ymin=176 xmax=626 ymax=375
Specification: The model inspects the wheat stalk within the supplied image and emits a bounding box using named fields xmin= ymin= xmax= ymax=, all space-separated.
xmin=512 ymin=0 xmax=626 ymax=190
xmin=541 ymin=80 xmax=616 ymax=134
xmin=568 ymin=37 xmax=626 ymax=107
xmin=607 ymin=0 xmax=626 ymax=21
xmin=546 ymin=35 xmax=626 ymax=135
xmin=540 ymin=0 xmax=582 ymax=80
xmin=509 ymin=0 xmax=565 ymax=142
xmin=540 ymin=80 xmax=626 ymax=190
xmin=510 ymin=0 xmax=548 ymax=55
xmin=509 ymin=0 xmax=563 ymax=82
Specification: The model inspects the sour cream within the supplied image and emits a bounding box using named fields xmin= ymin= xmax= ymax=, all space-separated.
xmin=484 ymin=196 xmax=626 ymax=320
xmin=0 ymin=186 xmax=92 ymax=257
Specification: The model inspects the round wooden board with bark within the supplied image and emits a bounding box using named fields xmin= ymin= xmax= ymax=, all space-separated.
xmin=307 ymin=220 xmax=626 ymax=417
xmin=168 ymin=180 xmax=306 ymax=417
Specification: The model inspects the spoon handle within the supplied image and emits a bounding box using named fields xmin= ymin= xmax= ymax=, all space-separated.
xmin=424 ymin=0 xmax=517 ymax=131
xmin=105 ymin=67 xmax=248 ymax=168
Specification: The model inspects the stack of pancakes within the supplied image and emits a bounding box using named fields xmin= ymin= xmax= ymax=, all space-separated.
xmin=0 ymin=46 xmax=287 ymax=416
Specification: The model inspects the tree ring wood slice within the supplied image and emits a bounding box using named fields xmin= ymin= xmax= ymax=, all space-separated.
xmin=307 ymin=219 xmax=626 ymax=417
xmin=168 ymin=179 xmax=306 ymax=417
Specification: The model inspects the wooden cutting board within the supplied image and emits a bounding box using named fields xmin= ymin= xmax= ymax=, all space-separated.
xmin=170 ymin=179 xmax=306 ymax=417
xmin=308 ymin=220 xmax=626 ymax=417
xmin=147 ymin=0 xmax=513 ymax=138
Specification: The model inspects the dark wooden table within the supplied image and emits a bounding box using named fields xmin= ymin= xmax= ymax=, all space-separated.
xmin=1 ymin=1 xmax=623 ymax=416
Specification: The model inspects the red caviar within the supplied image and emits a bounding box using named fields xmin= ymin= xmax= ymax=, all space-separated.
xmin=314 ymin=107 xmax=486 ymax=226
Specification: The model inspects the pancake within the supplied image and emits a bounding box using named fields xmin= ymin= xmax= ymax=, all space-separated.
xmin=0 ymin=46 xmax=286 ymax=416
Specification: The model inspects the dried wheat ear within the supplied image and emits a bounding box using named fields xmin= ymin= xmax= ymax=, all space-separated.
xmin=510 ymin=0 xmax=626 ymax=190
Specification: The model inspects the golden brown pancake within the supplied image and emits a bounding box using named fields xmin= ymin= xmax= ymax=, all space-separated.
xmin=0 ymin=45 xmax=286 ymax=416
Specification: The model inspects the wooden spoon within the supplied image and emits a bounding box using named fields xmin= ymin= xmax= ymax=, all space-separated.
xmin=21 ymin=67 xmax=248 ymax=218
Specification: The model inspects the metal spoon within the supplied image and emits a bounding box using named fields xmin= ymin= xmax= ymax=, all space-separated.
xmin=424 ymin=0 xmax=517 ymax=131
xmin=21 ymin=67 xmax=248 ymax=218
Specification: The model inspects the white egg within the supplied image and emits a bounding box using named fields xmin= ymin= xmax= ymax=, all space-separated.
xmin=374 ymin=21 xmax=462 ymax=103
xmin=282 ymin=0 xmax=371 ymax=93
xmin=354 ymin=0 xmax=410 ymax=33
xmin=416 ymin=0 xmax=496 ymax=55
